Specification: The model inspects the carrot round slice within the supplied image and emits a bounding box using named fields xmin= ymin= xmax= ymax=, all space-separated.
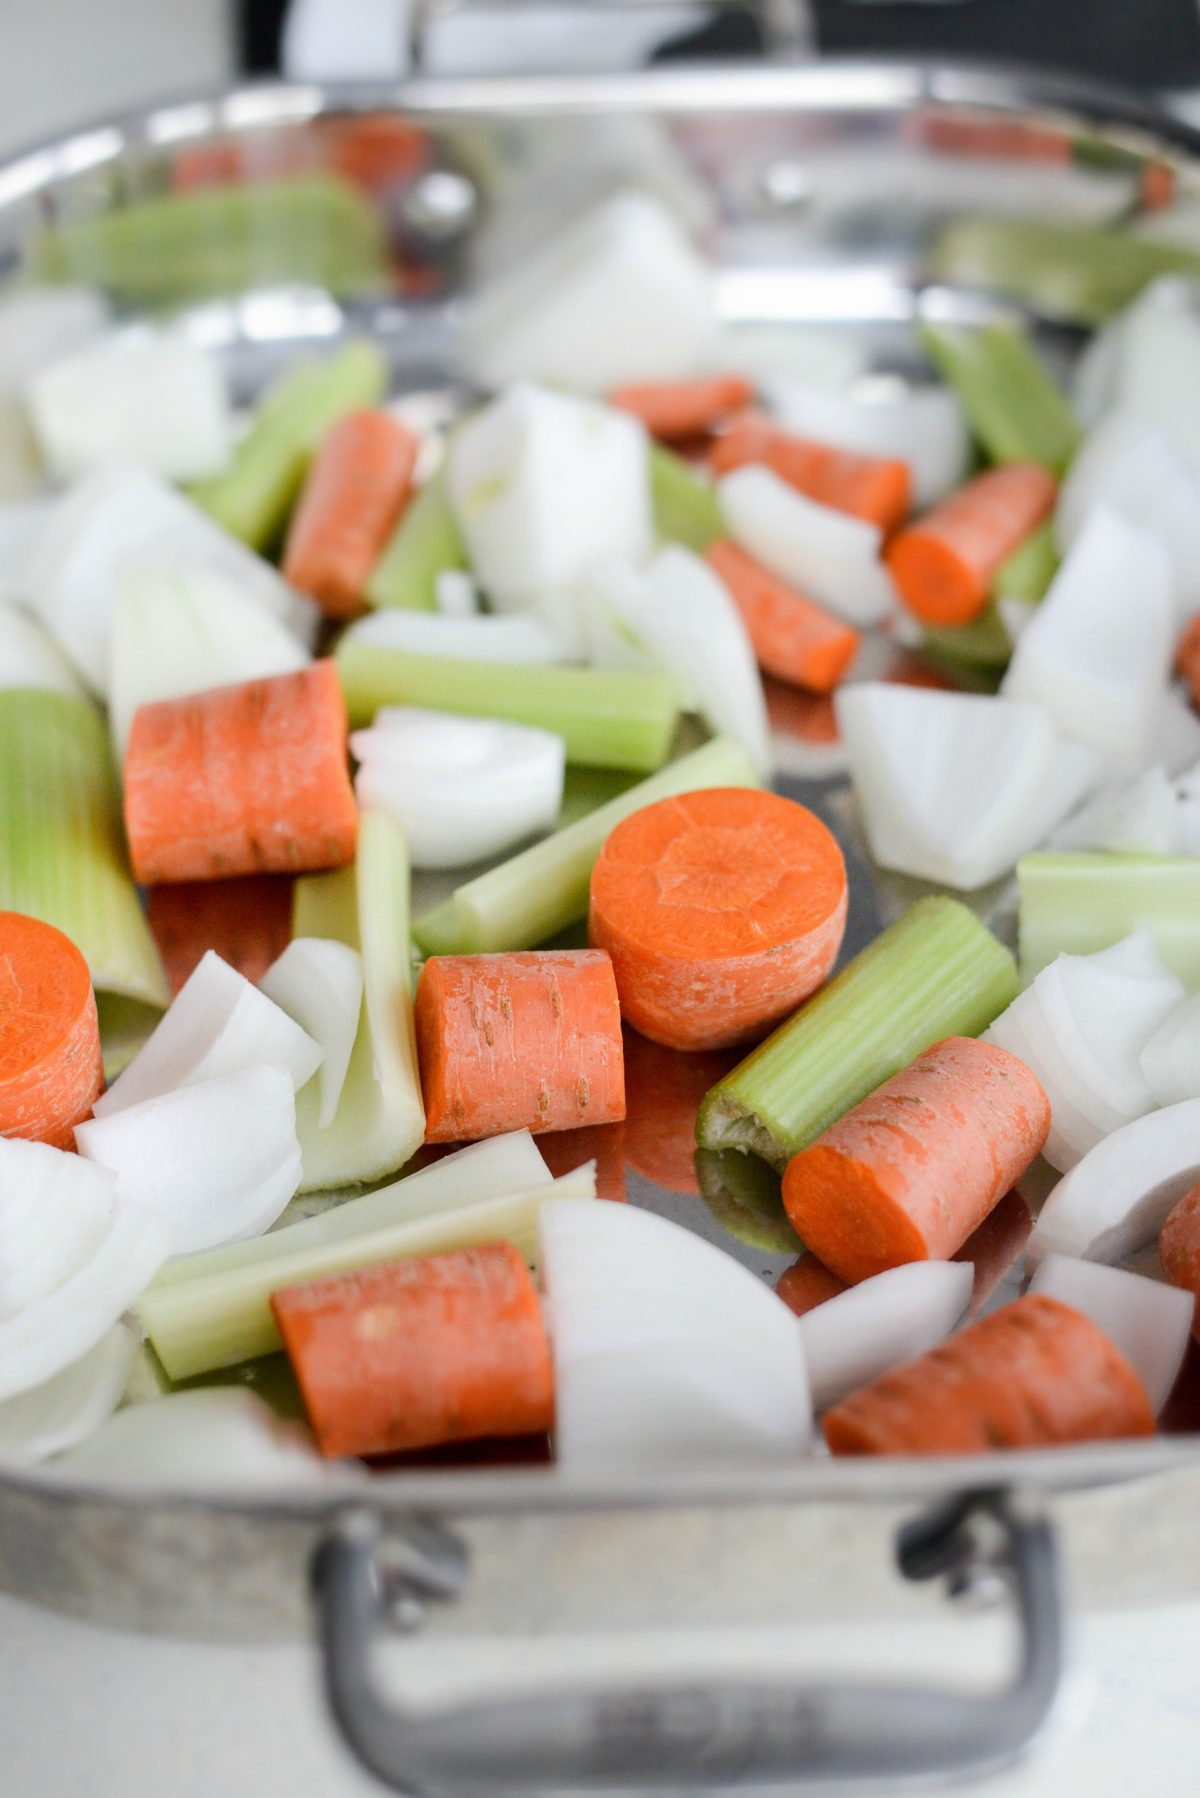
xmin=608 ymin=376 xmax=754 ymax=441
xmin=782 ymin=1036 xmax=1049 ymax=1284
xmin=589 ymin=787 xmax=848 ymax=1052
xmin=283 ymin=410 xmax=418 ymax=619
xmin=415 ymin=949 xmax=625 ymax=1142
xmin=824 ymin=1292 xmax=1154 ymax=1456
xmin=0 ymin=912 xmax=102 ymax=1149
xmin=710 ymin=417 xmax=911 ymax=532
xmin=706 ymin=538 xmax=860 ymax=693
xmin=124 ymin=660 xmax=357 ymax=885
xmin=271 ymin=1241 xmax=554 ymax=1459
xmin=1160 ymin=1183 xmax=1200 ymax=1336
xmin=885 ymin=463 xmax=1057 ymax=628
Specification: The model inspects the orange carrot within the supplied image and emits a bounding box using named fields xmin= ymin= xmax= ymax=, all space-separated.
xmin=415 ymin=949 xmax=625 ymax=1142
xmin=706 ymin=538 xmax=860 ymax=693
xmin=588 ymin=788 xmax=847 ymax=1052
xmin=1176 ymin=616 xmax=1200 ymax=709
xmin=622 ymin=1030 xmax=738 ymax=1194
xmin=955 ymin=1187 xmax=1032 ymax=1316
xmin=0 ymin=912 xmax=102 ymax=1150
xmin=271 ymin=1242 xmax=554 ymax=1459
xmin=282 ymin=410 xmax=418 ymax=618
xmin=146 ymin=875 xmax=294 ymax=996
xmin=824 ymin=1293 xmax=1154 ymax=1456
xmin=885 ymin=463 xmax=1057 ymax=627
xmin=1160 ymin=1183 xmax=1200 ymax=1336
xmin=608 ymin=375 xmax=753 ymax=441
xmin=782 ymin=1037 xmax=1049 ymax=1285
xmin=124 ymin=660 xmax=357 ymax=886
xmin=775 ymin=1255 xmax=848 ymax=1319
xmin=710 ymin=417 xmax=911 ymax=532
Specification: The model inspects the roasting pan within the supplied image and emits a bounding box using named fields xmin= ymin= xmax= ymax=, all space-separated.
xmin=4 ymin=49 xmax=1200 ymax=1794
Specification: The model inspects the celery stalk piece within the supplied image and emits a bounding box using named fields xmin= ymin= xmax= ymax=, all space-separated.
xmin=921 ymin=600 xmax=1013 ymax=671
xmin=336 ymin=641 xmax=683 ymax=773
xmin=0 ymin=690 xmax=168 ymax=1010
xmin=993 ymin=520 xmax=1058 ymax=603
xmin=557 ymin=765 xmax=641 ymax=829
xmin=919 ymin=322 xmax=1080 ymax=475
xmin=289 ymin=809 xmax=424 ymax=1191
xmin=412 ymin=734 xmax=758 ymax=956
xmin=650 ymin=443 xmax=725 ymax=552
xmin=139 ymin=1163 xmax=596 ymax=1379
xmin=1018 ymin=853 xmax=1200 ymax=987
xmin=123 ymin=1338 xmax=305 ymax=1420
xmin=695 ymin=1148 xmax=801 ymax=1254
xmin=27 ymin=177 xmax=390 ymax=305
xmin=697 ymin=896 xmax=1018 ymax=1169
xmin=932 ymin=218 xmax=1200 ymax=328
xmin=365 ymin=470 xmax=467 ymax=611
xmin=190 ymin=340 xmax=387 ymax=550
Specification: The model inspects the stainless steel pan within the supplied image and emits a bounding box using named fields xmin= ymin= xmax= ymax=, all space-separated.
xmin=3 ymin=56 xmax=1200 ymax=1794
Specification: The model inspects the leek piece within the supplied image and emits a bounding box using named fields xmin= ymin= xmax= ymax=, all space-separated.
xmin=1018 ymin=853 xmax=1200 ymax=987
xmin=289 ymin=810 xmax=424 ymax=1191
xmin=365 ymin=470 xmax=468 ymax=611
xmin=336 ymin=641 xmax=683 ymax=773
xmin=190 ymin=340 xmax=387 ymax=550
xmin=139 ymin=1163 xmax=596 ymax=1379
xmin=650 ymin=443 xmax=724 ymax=552
xmin=28 ymin=177 xmax=390 ymax=304
xmin=919 ymin=322 xmax=1080 ymax=474
xmin=0 ymin=690 xmax=168 ymax=1009
xmin=413 ymin=734 xmax=758 ymax=956
xmin=994 ymin=520 xmax=1059 ymax=603
xmin=931 ymin=217 xmax=1200 ymax=328
xmin=697 ymin=897 xmax=1018 ymax=1168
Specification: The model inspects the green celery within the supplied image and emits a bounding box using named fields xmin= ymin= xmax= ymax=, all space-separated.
xmin=413 ymin=734 xmax=758 ymax=956
xmin=697 ymin=896 xmax=1018 ymax=1168
xmin=365 ymin=470 xmax=467 ymax=610
xmin=994 ymin=520 xmax=1058 ymax=603
xmin=0 ymin=691 xmax=168 ymax=1012
xmin=1018 ymin=853 xmax=1200 ymax=986
xmin=650 ymin=443 xmax=725 ymax=552
xmin=138 ymin=1165 xmax=596 ymax=1379
xmin=695 ymin=1149 xmax=801 ymax=1255
xmin=920 ymin=322 xmax=1080 ymax=474
xmin=122 ymin=1341 xmax=303 ymax=1419
xmin=931 ymin=217 xmax=1200 ymax=328
xmin=191 ymin=340 xmax=387 ymax=549
xmin=921 ymin=600 xmax=1013 ymax=671
xmin=336 ymin=641 xmax=683 ymax=772
xmin=289 ymin=809 xmax=424 ymax=1191
xmin=556 ymin=766 xmax=641 ymax=828
xmin=28 ymin=177 xmax=390 ymax=304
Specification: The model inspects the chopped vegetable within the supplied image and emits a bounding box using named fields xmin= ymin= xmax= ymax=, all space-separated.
xmin=776 ymin=1255 xmax=849 ymax=1318
xmin=763 ymin=377 xmax=970 ymax=509
xmin=1017 ymin=853 xmax=1200 ymax=986
xmin=782 ymin=1037 xmax=1049 ymax=1283
xmin=0 ymin=912 xmax=102 ymax=1149
xmin=1029 ymin=1254 xmax=1192 ymax=1412
xmin=259 ymin=938 xmax=363 ymax=1129
xmin=1072 ymin=279 xmax=1200 ymax=476
xmin=336 ymin=640 xmax=682 ymax=773
xmin=711 ymin=417 xmax=911 ymax=532
xmin=718 ymin=466 xmax=895 ymax=627
xmin=352 ymin=708 xmax=565 ymax=871
xmin=1049 ymin=767 xmax=1178 ymax=856
xmin=58 ymin=1388 xmax=331 ymax=1489
xmin=0 ymin=1324 xmax=134 ymax=1464
xmin=649 ymin=443 xmax=724 ymax=552
xmin=413 ymin=734 xmax=757 ymax=957
xmin=994 ymin=519 xmax=1058 ymax=602
xmin=697 ymin=897 xmax=1019 ymax=1168
xmin=0 ymin=603 xmax=83 ymax=699
xmin=0 ymin=1138 xmax=115 ymax=1317
xmin=364 ymin=469 xmax=467 ymax=612
xmin=1028 ymin=1099 xmax=1200 ymax=1266
xmin=190 ymin=341 xmax=388 ymax=550
xmin=886 ymin=464 xmax=1057 ymax=628
xmin=1140 ymin=991 xmax=1200 ymax=1107
xmin=77 ymin=1065 xmax=301 ymax=1257
xmin=415 ymin=949 xmax=625 ymax=1140
xmin=799 ymin=1260 xmax=974 ymax=1412
xmin=273 ymin=1241 xmax=554 ymax=1459
xmin=282 ymin=410 xmax=418 ymax=617
xmin=824 ymin=1293 xmax=1154 ymax=1455
xmin=0 ymin=287 xmax=109 ymax=497
xmin=610 ymin=374 xmax=752 ymax=439
xmin=147 ymin=875 xmax=293 ymax=997
xmin=589 ymin=788 xmax=847 ymax=1051
xmin=919 ymin=321 xmax=1081 ymax=473
xmin=124 ymin=660 xmax=357 ymax=885
xmin=539 ymin=1198 xmax=811 ymax=1466
xmin=1158 ymin=1184 xmax=1200 ymax=1333
xmin=705 ymin=539 xmax=860 ymax=694
xmin=343 ymin=608 xmax=568 ymax=666
xmin=1057 ymin=412 xmax=1200 ymax=620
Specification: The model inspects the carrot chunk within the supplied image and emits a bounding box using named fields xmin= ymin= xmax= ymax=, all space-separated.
xmin=1176 ymin=615 xmax=1200 ymax=709
xmin=706 ymin=538 xmax=860 ymax=693
xmin=589 ymin=787 xmax=847 ymax=1052
xmin=1160 ymin=1183 xmax=1200 ymax=1337
xmin=775 ymin=1255 xmax=848 ymax=1319
xmin=608 ymin=376 xmax=753 ymax=441
xmin=824 ymin=1293 xmax=1154 ymax=1456
xmin=885 ymin=463 xmax=1057 ymax=627
xmin=124 ymin=660 xmax=357 ymax=886
xmin=782 ymin=1036 xmax=1049 ymax=1284
xmin=272 ymin=1242 xmax=554 ymax=1459
xmin=710 ymin=417 xmax=911 ymax=532
xmin=282 ymin=410 xmax=419 ymax=619
xmin=0 ymin=912 xmax=102 ymax=1149
xmin=415 ymin=949 xmax=625 ymax=1142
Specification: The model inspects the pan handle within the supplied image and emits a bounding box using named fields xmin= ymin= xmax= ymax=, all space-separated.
xmin=312 ymin=1487 xmax=1065 ymax=1794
